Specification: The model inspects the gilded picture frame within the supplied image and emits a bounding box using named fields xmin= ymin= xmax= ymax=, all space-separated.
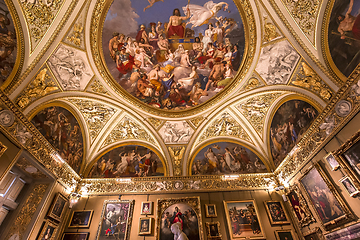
xmin=37 ymin=219 xmax=58 ymax=240
xmin=47 ymin=193 xmax=68 ymax=222
xmin=223 ymin=200 xmax=265 ymax=239
xmin=141 ymin=201 xmax=153 ymax=215
xmin=285 ymin=184 xmax=315 ymax=228
xmin=264 ymin=201 xmax=290 ymax=225
xmin=155 ymin=196 xmax=203 ymax=240
xmin=62 ymin=232 xmax=90 ymax=240
xmin=339 ymin=176 xmax=360 ymax=197
xmin=324 ymin=152 xmax=340 ymax=171
xmin=0 ymin=141 xmax=7 ymax=157
xmin=274 ymin=229 xmax=295 ymax=240
xmin=68 ymin=210 xmax=93 ymax=228
xmin=334 ymin=130 xmax=360 ymax=190
xmin=95 ymin=200 xmax=135 ymax=240
xmin=303 ymin=227 xmax=324 ymax=240
xmin=138 ymin=217 xmax=152 ymax=235
xmin=205 ymin=203 xmax=217 ymax=218
xmin=299 ymin=163 xmax=354 ymax=229
xmin=205 ymin=221 xmax=222 ymax=239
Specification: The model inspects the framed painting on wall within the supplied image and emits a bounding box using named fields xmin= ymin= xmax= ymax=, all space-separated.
xmin=141 ymin=201 xmax=152 ymax=215
xmin=68 ymin=210 xmax=93 ymax=228
xmin=95 ymin=200 xmax=134 ymax=240
xmin=324 ymin=152 xmax=340 ymax=171
xmin=62 ymin=232 xmax=89 ymax=240
xmin=264 ymin=201 xmax=290 ymax=225
xmin=223 ymin=200 xmax=265 ymax=239
xmin=299 ymin=163 xmax=354 ymax=229
xmin=37 ymin=220 xmax=58 ymax=240
xmin=285 ymin=184 xmax=315 ymax=228
xmin=156 ymin=196 xmax=203 ymax=240
xmin=138 ymin=217 xmax=152 ymax=235
xmin=339 ymin=176 xmax=360 ymax=197
xmin=205 ymin=221 xmax=222 ymax=239
xmin=205 ymin=204 xmax=217 ymax=218
xmin=334 ymin=130 xmax=360 ymax=189
xmin=47 ymin=193 xmax=68 ymax=221
xmin=274 ymin=229 xmax=295 ymax=240
xmin=303 ymin=227 xmax=324 ymax=240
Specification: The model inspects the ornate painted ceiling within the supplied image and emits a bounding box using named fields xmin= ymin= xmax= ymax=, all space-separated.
xmin=0 ymin=0 xmax=359 ymax=194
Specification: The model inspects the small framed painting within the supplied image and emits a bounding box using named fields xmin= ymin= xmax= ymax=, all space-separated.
xmin=205 ymin=204 xmax=217 ymax=218
xmin=339 ymin=176 xmax=360 ymax=197
xmin=37 ymin=220 xmax=58 ymax=240
xmin=275 ymin=229 xmax=295 ymax=240
xmin=264 ymin=201 xmax=290 ymax=225
xmin=141 ymin=201 xmax=153 ymax=215
xmin=47 ymin=193 xmax=68 ymax=221
xmin=303 ymin=227 xmax=323 ymax=240
xmin=138 ymin=217 xmax=152 ymax=235
xmin=62 ymin=232 xmax=89 ymax=240
xmin=324 ymin=152 xmax=340 ymax=171
xmin=69 ymin=210 xmax=93 ymax=228
xmin=205 ymin=221 xmax=222 ymax=239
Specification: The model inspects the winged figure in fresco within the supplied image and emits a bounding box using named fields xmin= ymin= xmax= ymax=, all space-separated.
xmin=144 ymin=0 xmax=164 ymax=12
xmin=183 ymin=1 xmax=229 ymax=28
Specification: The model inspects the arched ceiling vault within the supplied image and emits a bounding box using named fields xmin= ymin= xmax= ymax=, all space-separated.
xmin=0 ymin=0 xmax=359 ymax=193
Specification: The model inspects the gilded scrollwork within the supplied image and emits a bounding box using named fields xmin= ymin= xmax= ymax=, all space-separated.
xmin=4 ymin=183 xmax=48 ymax=240
xmin=19 ymin=0 xmax=66 ymax=50
xmin=240 ymin=77 xmax=263 ymax=92
xmin=237 ymin=92 xmax=283 ymax=137
xmin=280 ymin=0 xmax=320 ymax=44
xmin=263 ymin=17 xmax=281 ymax=43
xmin=168 ymin=146 xmax=185 ymax=176
xmin=102 ymin=116 xmax=156 ymax=148
xmin=291 ymin=61 xmax=333 ymax=101
xmin=197 ymin=112 xmax=252 ymax=145
xmin=146 ymin=117 xmax=164 ymax=130
xmin=67 ymin=98 xmax=117 ymax=142
xmin=15 ymin=157 xmax=48 ymax=179
xmin=87 ymin=78 xmax=110 ymax=95
xmin=16 ymin=67 xmax=60 ymax=109
xmin=189 ymin=116 xmax=205 ymax=128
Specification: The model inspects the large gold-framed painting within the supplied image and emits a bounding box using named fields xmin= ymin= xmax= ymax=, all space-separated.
xmin=223 ymin=200 xmax=265 ymax=239
xmin=101 ymin=0 xmax=245 ymax=111
xmin=156 ymin=196 xmax=203 ymax=240
xmin=299 ymin=163 xmax=354 ymax=229
xmin=95 ymin=200 xmax=134 ymax=240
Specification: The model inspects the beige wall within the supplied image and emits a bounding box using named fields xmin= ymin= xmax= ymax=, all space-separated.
xmin=63 ymin=190 xmax=298 ymax=240
xmin=0 ymin=131 xmax=21 ymax=181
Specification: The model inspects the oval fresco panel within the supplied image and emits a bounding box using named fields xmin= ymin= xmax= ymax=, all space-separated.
xmin=31 ymin=106 xmax=84 ymax=174
xmin=328 ymin=0 xmax=360 ymax=77
xmin=0 ymin=1 xmax=17 ymax=85
xmin=270 ymin=100 xmax=318 ymax=168
xmin=103 ymin=0 xmax=245 ymax=110
xmin=191 ymin=142 xmax=268 ymax=175
xmin=88 ymin=145 xmax=164 ymax=178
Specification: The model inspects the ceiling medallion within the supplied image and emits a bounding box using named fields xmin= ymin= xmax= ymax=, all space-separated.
xmin=91 ymin=0 xmax=256 ymax=117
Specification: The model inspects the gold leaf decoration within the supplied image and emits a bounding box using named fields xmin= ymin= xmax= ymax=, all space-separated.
xmin=169 ymin=146 xmax=185 ymax=176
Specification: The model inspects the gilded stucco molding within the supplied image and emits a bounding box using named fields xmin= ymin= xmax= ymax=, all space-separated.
xmin=290 ymin=60 xmax=333 ymax=102
xmin=4 ymin=0 xmax=79 ymax=95
xmin=67 ymin=98 xmax=117 ymax=143
xmin=4 ymin=183 xmax=48 ymax=240
xmin=90 ymin=0 xmax=256 ymax=117
xmin=0 ymin=90 xmax=80 ymax=189
xmin=15 ymin=66 xmax=61 ymax=110
xmin=195 ymin=111 xmax=253 ymax=147
xmin=276 ymin=65 xmax=360 ymax=182
xmin=279 ymin=0 xmax=321 ymax=45
xmin=236 ymin=92 xmax=284 ymax=138
xmin=146 ymin=117 xmax=164 ymax=130
xmin=189 ymin=116 xmax=205 ymax=128
xmin=79 ymin=173 xmax=277 ymax=195
xmin=267 ymin=0 xmax=343 ymax=86
xmin=86 ymin=78 xmax=110 ymax=96
xmin=239 ymin=76 xmax=264 ymax=93
xmin=169 ymin=146 xmax=185 ymax=176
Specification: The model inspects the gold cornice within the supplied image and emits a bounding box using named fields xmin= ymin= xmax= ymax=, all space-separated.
xmin=90 ymin=0 xmax=256 ymax=117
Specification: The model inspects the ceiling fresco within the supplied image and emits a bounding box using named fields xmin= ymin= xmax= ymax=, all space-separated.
xmin=0 ymin=0 xmax=358 ymax=185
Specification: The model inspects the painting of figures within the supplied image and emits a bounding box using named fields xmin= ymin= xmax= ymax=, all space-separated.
xmin=343 ymin=139 xmax=360 ymax=177
xmin=159 ymin=202 xmax=200 ymax=240
xmin=96 ymin=200 xmax=134 ymax=240
xmin=31 ymin=106 xmax=83 ymax=174
xmin=191 ymin=142 xmax=268 ymax=175
xmin=88 ymin=145 xmax=164 ymax=178
xmin=300 ymin=167 xmax=345 ymax=225
xmin=0 ymin=1 xmax=17 ymax=85
xmin=270 ymin=100 xmax=318 ymax=168
xmin=328 ymin=0 xmax=360 ymax=77
xmin=223 ymin=200 xmax=265 ymax=239
xmin=102 ymin=0 xmax=245 ymax=110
